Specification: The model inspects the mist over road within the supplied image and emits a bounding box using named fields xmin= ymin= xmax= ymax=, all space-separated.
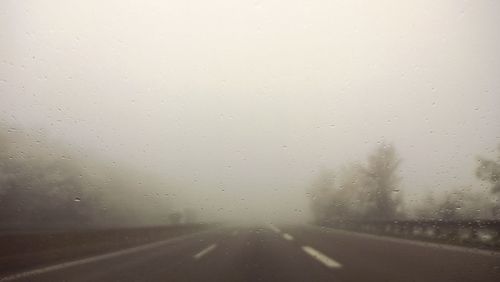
xmin=2 ymin=1 xmax=500 ymax=281
xmin=2 ymin=225 xmax=499 ymax=282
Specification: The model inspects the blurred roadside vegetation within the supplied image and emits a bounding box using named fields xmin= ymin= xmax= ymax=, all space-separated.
xmin=0 ymin=123 xmax=197 ymax=230
xmin=308 ymin=143 xmax=500 ymax=224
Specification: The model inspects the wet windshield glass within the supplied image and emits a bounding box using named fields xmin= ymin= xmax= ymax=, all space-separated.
xmin=1 ymin=1 xmax=499 ymax=281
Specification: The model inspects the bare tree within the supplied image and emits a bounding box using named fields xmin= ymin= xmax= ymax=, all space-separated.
xmin=476 ymin=144 xmax=500 ymax=194
xmin=476 ymin=144 xmax=500 ymax=217
xmin=360 ymin=143 xmax=403 ymax=220
xmin=307 ymin=143 xmax=404 ymax=224
xmin=307 ymin=169 xmax=335 ymax=224
xmin=333 ymin=163 xmax=366 ymax=219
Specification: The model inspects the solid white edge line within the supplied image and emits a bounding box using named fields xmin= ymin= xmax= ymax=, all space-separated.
xmin=193 ymin=244 xmax=217 ymax=260
xmin=311 ymin=225 xmax=500 ymax=257
xmin=302 ymin=246 xmax=342 ymax=269
xmin=283 ymin=233 xmax=294 ymax=241
xmin=0 ymin=229 xmax=216 ymax=281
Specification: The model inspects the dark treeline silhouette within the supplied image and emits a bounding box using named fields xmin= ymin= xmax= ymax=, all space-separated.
xmin=414 ymin=145 xmax=500 ymax=220
xmin=308 ymin=143 xmax=500 ymax=224
xmin=0 ymin=124 xmax=194 ymax=230
xmin=308 ymin=143 xmax=403 ymax=224
xmin=476 ymin=145 xmax=500 ymax=193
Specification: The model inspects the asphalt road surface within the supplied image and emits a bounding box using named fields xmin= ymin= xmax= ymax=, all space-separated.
xmin=2 ymin=225 xmax=499 ymax=282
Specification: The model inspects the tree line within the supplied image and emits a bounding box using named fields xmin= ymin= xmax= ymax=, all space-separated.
xmin=308 ymin=143 xmax=500 ymax=224
xmin=0 ymin=124 xmax=196 ymax=229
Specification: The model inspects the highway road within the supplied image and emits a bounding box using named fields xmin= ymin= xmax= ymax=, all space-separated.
xmin=2 ymin=225 xmax=499 ymax=282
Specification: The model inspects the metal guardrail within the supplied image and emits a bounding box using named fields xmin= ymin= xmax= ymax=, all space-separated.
xmin=326 ymin=219 xmax=500 ymax=248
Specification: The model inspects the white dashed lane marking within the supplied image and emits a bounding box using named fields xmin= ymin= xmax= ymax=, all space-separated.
xmin=0 ymin=231 xmax=211 ymax=281
xmin=282 ymin=233 xmax=294 ymax=241
xmin=268 ymin=224 xmax=281 ymax=234
xmin=193 ymin=244 xmax=217 ymax=260
xmin=302 ymin=246 xmax=342 ymax=269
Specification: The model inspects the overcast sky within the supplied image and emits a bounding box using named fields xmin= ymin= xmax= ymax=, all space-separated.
xmin=1 ymin=0 xmax=499 ymax=222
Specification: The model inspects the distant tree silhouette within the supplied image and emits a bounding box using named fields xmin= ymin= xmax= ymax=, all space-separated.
xmin=307 ymin=143 xmax=404 ymax=223
xmin=168 ymin=212 xmax=182 ymax=225
xmin=0 ymin=129 xmax=99 ymax=227
xmin=476 ymin=145 xmax=500 ymax=216
xmin=0 ymin=124 xmax=177 ymax=229
xmin=360 ymin=143 xmax=403 ymax=220
xmin=476 ymin=145 xmax=500 ymax=194
xmin=307 ymin=169 xmax=335 ymax=224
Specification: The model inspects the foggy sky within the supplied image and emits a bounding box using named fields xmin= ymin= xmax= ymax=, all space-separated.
xmin=1 ymin=0 xmax=499 ymax=222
